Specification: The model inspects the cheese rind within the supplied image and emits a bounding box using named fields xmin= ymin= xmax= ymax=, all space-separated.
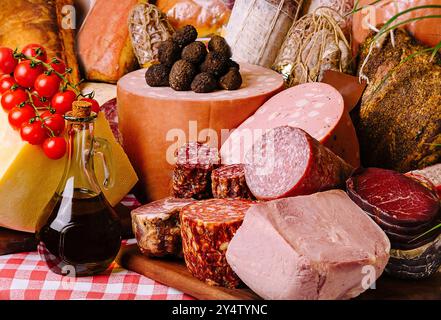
xmin=0 ymin=111 xmax=138 ymax=232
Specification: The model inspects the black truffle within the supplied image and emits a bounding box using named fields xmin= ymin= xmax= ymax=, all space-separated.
xmin=228 ymin=59 xmax=240 ymax=70
xmin=200 ymin=52 xmax=229 ymax=77
xmin=172 ymin=25 xmax=198 ymax=47
xmin=158 ymin=40 xmax=181 ymax=66
xmin=169 ymin=60 xmax=197 ymax=91
xmin=182 ymin=42 xmax=207 ymax=64
xmin=145 ymin=64 xmax=170 ymax=87
xmin=208 ymin=35 xmax=232 ymax=58
xmin=191 ymin=73 xmax=218 ymax=93
xmin=219 ymin=69 xmax=242 ymax=90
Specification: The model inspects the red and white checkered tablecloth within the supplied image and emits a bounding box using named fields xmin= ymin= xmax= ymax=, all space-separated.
xmin=0 ymin=195 xmax=194 ymax=300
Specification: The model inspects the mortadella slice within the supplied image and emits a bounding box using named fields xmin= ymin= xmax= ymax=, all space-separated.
xmin=226 ymin=190 xmax=390 ymax=300
xmin=244 ymin=126 xmax=354 ymax=200
xmin=220 ymin=82 xmax=360 ymax=167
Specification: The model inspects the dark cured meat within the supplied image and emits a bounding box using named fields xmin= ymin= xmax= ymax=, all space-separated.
xmin=244 ymin=126 xmax=354 ymax=200
xmin=211 ymin=164 xmax=254 ymax=199
xmin=346 ymin=168 xmax=439 ymax=226
xmin=357 ymin=29 xmax=441 ymax=172
xmin=180 ymin=198 xmax=255 ymax=288
xmin=386 ymin=233 xmax=441 ymax=280
xmin=131 ymin=198 xmax=196 ymax=257
xmin=172 ymin=142 xmax=220 ymax=199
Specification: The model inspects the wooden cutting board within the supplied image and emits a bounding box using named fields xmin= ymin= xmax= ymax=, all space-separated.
xmin=0 ymin=203 xmax=134 ymax=256
xmin=117 ymin=244 xmax=441 ymax=300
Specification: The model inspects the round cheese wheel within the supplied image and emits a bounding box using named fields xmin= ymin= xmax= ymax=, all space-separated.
xmin=117 ymin=63 xmax=284 ymax=201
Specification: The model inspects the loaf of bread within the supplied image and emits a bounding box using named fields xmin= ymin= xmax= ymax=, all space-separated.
xmin=77 ymin=0 xmax=139 ymax=83
xmin=156 ymin=0 xmax=231 ymax=37
xmin=0 ymin=0 xmax=80 ymax=83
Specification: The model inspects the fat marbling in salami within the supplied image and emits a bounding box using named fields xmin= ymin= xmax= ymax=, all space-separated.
xmin=180 ymin=198 xmax=255 ymax=288
xmin=244 ymin=126 xmax=354 ymax=200
xmin=220 ymin=82 xmax=360 ymax=167
xmin=211 ymin=164 xmax=254 ymax=199
xmin=172 ymin=142 xmax=220 ymax=199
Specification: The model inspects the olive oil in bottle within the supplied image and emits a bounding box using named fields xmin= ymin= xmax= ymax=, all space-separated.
xmin=37 ymin=101 xmax=121 ymax=277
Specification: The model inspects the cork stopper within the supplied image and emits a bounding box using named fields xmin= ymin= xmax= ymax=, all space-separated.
xmin=72 ymin=100 xmax=92 ymax=118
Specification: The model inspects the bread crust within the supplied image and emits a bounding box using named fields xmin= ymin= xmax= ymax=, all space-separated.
xmin=0 ymin=0 xmax=80 ymax=83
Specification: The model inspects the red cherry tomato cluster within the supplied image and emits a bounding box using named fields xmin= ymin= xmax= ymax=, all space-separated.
xmin=0 ymin=44 xmax=100 ymax=160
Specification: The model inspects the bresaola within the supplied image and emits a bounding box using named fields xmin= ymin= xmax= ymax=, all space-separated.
xmin=346 ymin=168 xmax=439 ymax=232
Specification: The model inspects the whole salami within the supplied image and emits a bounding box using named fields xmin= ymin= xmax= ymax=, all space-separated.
xmin=211 ymin=164 xmax=254 ymax=199
xmin=180 ymin=198 xmax=255 ymax=288
xmin=172 ymin=142 xmax=220 ymax=199
xmin=244 ymin=126 xmax=354 ymax=200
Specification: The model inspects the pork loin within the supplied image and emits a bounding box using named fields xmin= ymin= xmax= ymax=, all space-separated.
xmin=226 ymin=190 xmax=390 ymax=300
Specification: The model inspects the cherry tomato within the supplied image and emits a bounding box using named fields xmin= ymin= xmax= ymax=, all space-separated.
xmin=21 ymin=44 xmax=47 ymax=62
xmin=41 ymin=111 xmax=65 ymax=136
xmin=50 ymin=58 xmax=66 ymax=74
xmin=0 ymin=47 xmax=18 ymax=74
xmin=43 ymin=137 xmax=66 ymax=160
xmin=30 ymin=90 xmax=50 ymax=108
xmin=14 ymin=60 xmax=45 ymax=88
xmin=8 ymin=104 xmax=35 ymax=130
xmin=0 ymin=75 xmax=16 ymax=94
xmin=51 ymin=90 xmax=77 ymax=115
xmin=34 ymin=73 xmax=61 ymax=98
xmin=20 ymin=121 xmax=47 ymax=145
xmin=81 ymin=98 xmax=100 ymax=113
xmin=1 ymin=88 xmax=28 ymax=111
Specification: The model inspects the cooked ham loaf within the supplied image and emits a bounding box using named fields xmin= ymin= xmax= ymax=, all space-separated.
xmin=357 ymin=29 xmax=441 ymax=172
xmin=0 ymin=0 xmax=80 ymax=83
xmin=77 ymin=0 xmax=139 ymax=83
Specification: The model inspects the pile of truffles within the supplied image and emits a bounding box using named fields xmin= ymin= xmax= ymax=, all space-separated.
xmin=145 ymin=25 xmax=242 ymax=93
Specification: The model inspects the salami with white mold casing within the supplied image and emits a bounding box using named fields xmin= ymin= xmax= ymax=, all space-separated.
xmin=180 ymin=198 xmax=255 ymax=288
xmin=131 ymin=197 xmax=196 ymax=257
xmin=211 ymin=164 xmax=254 ymax=199
xmin=244 ymin=126 xmax=354 ymax=200
xmin=406 ymin=164 xmax=441 ymax=198
xmin=172 ymin=142 xmax=220 ymax=199
xmin=220 ymin=82 xmax=360 ymax=167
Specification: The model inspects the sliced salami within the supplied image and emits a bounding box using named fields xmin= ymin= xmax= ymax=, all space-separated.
xmin=172 ymin=142 xmax=220 ymax=199
xmin=131 ymin=197 xmax=196 ymax=257
xmin=220 ymin=83 xmax=360 ymax=167
xmin=244 ymin=126 xmax=354 ymax=200
xmin=211 ymin=164 xmax=254 ymax=200
xmin=180 ymin=198 xmax=255 ymax=288
xmin=101 ymin=98 xmax=123 ymax=145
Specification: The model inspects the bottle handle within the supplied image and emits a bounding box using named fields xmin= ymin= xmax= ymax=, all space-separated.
xmin=93 ymin=137 xmax=115 ymax=190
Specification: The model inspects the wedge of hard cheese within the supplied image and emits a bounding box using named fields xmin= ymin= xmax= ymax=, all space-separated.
xmin=0 ymin=110 xmax=138 ymax=232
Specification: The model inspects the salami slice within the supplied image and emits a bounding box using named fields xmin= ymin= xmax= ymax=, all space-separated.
xmin=406 ymin=164 xmax=441 ymax=198
xmin=220 ymin=82 xmax=360 ymax=167
xmin=101 ymin=98 xmax=123 ymax=145
xmin=131 ymin=197 xmax=196 ymax=257
xmin=211 ymin=164 xmax=254 ymax=199
xmin=180 ymin=198 xmax=255 ymax=288
xmin=172 ymin=142 xmax=220 ymax=199
xmin=244 ymin=126 xmax=354 ymax=200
